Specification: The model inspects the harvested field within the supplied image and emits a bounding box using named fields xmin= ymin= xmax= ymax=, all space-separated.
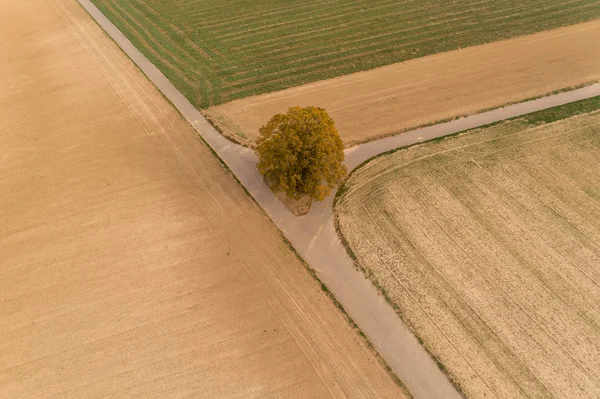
xmin=90 ymin=0 xmax=600 ymax=108
xmin=0 ymin=0 xmax=406 ymax=397
xmin=335 ymin=103 xmax=600 ymax=398
xmin=208 ymin=20 xmax=600 ymax=146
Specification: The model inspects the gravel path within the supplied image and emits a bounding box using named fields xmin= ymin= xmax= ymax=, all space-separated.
xmin=75 ymin=1 xmax=600 ymax=396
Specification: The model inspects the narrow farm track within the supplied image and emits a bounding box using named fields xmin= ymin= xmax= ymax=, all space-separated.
xmin=0 ymin=0 xmax=408 ymax=397
xmin=74 ymin=0 xmax=600 ymax=397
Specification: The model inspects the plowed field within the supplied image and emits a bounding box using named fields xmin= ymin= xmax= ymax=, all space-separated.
xmin=208 ymin=20 xmax=600 ymax=146
xmin=0 ymin=0 xmax=406 ymax=397
xmin=336 ymin=105 xmax=600 ymax=398
xmin=90 ymin=0 xmax=600 ymax=108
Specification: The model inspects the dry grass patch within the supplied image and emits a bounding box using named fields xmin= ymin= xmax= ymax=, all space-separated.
xmin=336 ymin=106 xmax=600 ymax=398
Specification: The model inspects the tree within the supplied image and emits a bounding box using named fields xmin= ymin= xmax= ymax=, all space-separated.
xmin=256 ymin=106 xmax=347 ymax=201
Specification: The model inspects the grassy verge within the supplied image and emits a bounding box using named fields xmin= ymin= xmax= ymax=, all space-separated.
xmin=333 ymin=94 xmax=600 ymax=398
xmin=522 ymin=94 xmax=600 ymax=124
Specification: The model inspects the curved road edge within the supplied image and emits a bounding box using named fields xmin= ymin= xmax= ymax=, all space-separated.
xmin=344 ymin=83 xmax=600 ymax=170
xmin=73 ymin=1 xmax=600 ymax=397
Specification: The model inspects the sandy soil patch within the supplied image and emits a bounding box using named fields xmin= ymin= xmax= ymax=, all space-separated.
xmin=336 ymin=110 xmax=600 ymax=398
xmin=207 ymin=20 xmax=600 ymax=147
xmin=0 ymin=0 xmax=406 ymax=397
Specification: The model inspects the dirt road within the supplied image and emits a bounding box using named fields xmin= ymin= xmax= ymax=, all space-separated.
xmin=0 ymin=0 xmax=406 ymax=397
xmin=207 ymin=20 xmax=600 ymax=146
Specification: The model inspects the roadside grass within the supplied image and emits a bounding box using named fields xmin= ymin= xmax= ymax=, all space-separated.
xmin=522 ymin=94 xmax=600 ymax=124
xmin=90 ymin=0 xmax=600 ymax=108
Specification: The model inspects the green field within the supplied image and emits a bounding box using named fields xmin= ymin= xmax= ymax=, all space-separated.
xmin=91 ymin=0 xmax=600 ymax=108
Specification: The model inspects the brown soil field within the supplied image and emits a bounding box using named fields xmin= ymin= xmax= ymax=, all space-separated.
xmin=0 ymin=0 xmax=407 ymax=397
xmin=336 ymin=110 xmax=600 ymax=398
xmin=207 ymin=20 xmax=600 ymax=147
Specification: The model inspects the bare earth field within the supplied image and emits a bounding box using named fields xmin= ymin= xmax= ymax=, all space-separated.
xmin=0 ymin=0 xmax=406 ymax=397
xmin=207 ymin=20 xmax=600 ymax=147
xmin=336 ymin=110 xmax=600 ymax=398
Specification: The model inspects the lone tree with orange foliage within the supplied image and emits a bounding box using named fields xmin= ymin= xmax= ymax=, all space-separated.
xmin=256 ymin=106 xmax=347 ymax=201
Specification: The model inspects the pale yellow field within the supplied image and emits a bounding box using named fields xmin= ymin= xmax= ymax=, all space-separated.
xmin=336 ymin=111 xmax=600 ymax=398
xmin=207 ymin=20 xmax=600 ymax=147
xmin=0 ymin=0 xmax=406 ymax=397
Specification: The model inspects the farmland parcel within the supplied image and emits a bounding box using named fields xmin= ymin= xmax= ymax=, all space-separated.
xmin=207 ymin=20 xmax=600 ymax=146
xmin=336 ymin=100 xmax=600 ymax=398
xmin=0 ymin=0 xmax=406 ymax=397
xmin=90 ymin=0 xmax=600 ymax=108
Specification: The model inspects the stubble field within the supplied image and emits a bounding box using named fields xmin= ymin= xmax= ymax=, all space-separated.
xmin=335 ymin=101 xmax=600 ymax=398
xmin=90 ymin=0 xmax=600 ymax=109
xmin=0 ymin=0 xmax=406 ymax=397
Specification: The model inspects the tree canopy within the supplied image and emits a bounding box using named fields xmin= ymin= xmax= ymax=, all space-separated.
xmin=256 ymin=106 xmax=347 ymax=201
